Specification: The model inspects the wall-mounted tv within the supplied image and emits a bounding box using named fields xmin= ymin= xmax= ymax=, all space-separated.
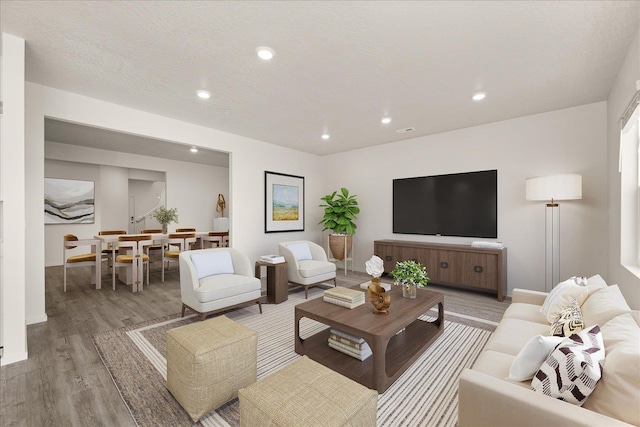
xmin=393 ymin=169 xmax=497 ymax=238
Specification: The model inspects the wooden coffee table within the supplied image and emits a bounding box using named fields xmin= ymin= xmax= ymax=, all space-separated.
xmin=294 ymin=285 xmax=444 ymax=393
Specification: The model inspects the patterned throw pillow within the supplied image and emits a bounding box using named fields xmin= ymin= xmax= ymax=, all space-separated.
xmin=550 ymin=299 xmax=584 ymax=337
xmin=531 ymin=325 xmax=605 ymax=406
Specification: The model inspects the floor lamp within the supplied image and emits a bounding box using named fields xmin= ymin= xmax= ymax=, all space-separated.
xmin=526 ymin=174 xmax=582 ymax=292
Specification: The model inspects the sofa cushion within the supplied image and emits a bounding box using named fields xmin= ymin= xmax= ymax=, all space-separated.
xmin=502 ymin=303 xmax=548 ymax=324
xmin=287 ymin=242 xmax=313 ymax=261
xmin=550 ymin=299 xmax=584 ymax=337
xmin=472 ymin=350 xmax=531 ymax=389
xmin=484 ymin=318 xmax=551 ymax=356
xmin=531 ymin=325 xmax=605 ymax=406
xmin=581 ymin=285 xmax=630 ymax=328
xmin=540 ymin=277 xmax=588 ymax=323
xmin=195 ymin=274 xmax=261 ymax=302
xmin=582 ymin=313 xmax=640 ymax=426
xmin=190 ymin=250 xmax=234 ymax=279
xmin=298 ymin=259 xmax=336 ymax=278
xmin=508 ymin=335 xmax=564 ymax=381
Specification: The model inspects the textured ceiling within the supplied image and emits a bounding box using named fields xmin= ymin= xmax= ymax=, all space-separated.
xmin=2 ymin=1 xmax=639 ymax=156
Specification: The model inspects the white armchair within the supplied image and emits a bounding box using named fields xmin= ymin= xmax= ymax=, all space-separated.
xmin=278 ymin=240 xmax=337 ymax=299
xmin=179 ymin=248 xmax=262 ymax=321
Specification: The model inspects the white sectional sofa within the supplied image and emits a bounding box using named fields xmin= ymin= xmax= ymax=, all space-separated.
xmin=459 ymin=275 xmax=639 ymax=427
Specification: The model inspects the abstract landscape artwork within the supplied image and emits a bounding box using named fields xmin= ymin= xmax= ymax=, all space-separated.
xmin=272 ymin=184 xmax=299 ymax=221
xmin=265 ymin=171 xmax=304 ymax=232
xmin=44 ymin=178 xmax=95 ymax=224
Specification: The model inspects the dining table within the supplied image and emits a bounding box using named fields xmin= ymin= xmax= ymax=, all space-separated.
xmin=94 ymin=231 xmax=212 ymax=288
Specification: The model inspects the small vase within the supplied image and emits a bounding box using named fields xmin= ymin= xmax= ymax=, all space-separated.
xmin=162 ymin=224 xmax=168 ymax=234
xmin=402 ymin=282 xmax=417 ymax=299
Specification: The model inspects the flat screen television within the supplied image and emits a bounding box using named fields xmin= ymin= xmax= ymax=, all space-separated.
xmin=393 ymin=169 xmax=497 ymax=238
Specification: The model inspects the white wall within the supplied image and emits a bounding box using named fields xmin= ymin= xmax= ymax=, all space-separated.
xmin=321 ymin=102 xmax=609 ymax=297
xmin=44 ymin=142 xmax=230 ymax=266
xmin=0 ymin=34 xmax=29 ymax=365
xmin=19 ymin=83 xmax=325 ymax=352
xmin=607 ymin=28 xmax=640 ymax=310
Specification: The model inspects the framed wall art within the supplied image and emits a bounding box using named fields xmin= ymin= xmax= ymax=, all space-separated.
xmin=44 ymin=177 xmax=95 ymax=224
xmin=265 ymin=171 xmax=304 ymax=233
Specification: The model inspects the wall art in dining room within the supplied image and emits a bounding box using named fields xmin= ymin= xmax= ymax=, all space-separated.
xmin=44 ymin=178 xmax=95 ymax=224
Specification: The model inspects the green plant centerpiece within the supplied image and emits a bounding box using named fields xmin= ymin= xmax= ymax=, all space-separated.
xmin=151 ymin=206 xmax=178 ymax=233
xmin=319 ymin=188 xmax=359 ymax=260
xmin=390 ymin=260 xmax=430 ymax=299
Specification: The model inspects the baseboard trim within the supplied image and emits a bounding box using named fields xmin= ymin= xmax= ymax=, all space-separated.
xmin=26 ymin=314 xmax=48 ymax=325
xmin=0 ymin=350 xmax=28 ymax=366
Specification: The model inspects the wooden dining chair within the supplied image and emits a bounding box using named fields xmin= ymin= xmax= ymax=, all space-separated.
xmin=63 ymin=234 xmax=101 ymax=292
xmin=162 ymin=232 xmax=197 ymax=282
xmin=175 ymin=228 xmax=198 ymax=249
xmin=112 ymin=234 xmax=153 ymax=292
xmin=141 ymin=228 xmax=164 ymax=266
xmin=98 ymin=229 xmax=127 ymax=269
xmin=201 ymin=231 xmax=229 ymax=248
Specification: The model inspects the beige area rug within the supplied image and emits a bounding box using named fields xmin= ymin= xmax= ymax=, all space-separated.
xmin=92 ymin=286 xmax=494 ymax=427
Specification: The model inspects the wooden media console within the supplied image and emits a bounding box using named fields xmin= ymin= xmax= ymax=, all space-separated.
xmin=374 ymin=240 xmax=507 ymax=301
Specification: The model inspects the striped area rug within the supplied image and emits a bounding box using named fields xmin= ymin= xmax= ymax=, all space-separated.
xmin=93 ymin=287 xmax=493 ymax=427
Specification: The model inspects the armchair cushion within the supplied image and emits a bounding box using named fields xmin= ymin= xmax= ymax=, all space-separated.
xmin=195 ymin=274 xmax=261 ymax=303
xmin=298 ymin=260 xmax=336 ymax=278
xmin=191 ymin=250 xmax=234 ymax=279
xmin=287 ymin=242 xmax=313 ymax=261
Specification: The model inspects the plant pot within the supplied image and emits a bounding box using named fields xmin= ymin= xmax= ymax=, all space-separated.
xmin=402 ymin=282 xmax=417 ymax=299
xmin=329 ymin=234 xmax=353 ymax=260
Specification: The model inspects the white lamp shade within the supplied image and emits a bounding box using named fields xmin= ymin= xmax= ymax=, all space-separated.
xmin=526 ymin=174 xmax=582 ymax=201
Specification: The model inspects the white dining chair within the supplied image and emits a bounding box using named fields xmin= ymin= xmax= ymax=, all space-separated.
xmin=112 ymin=234 xmax=153 ymax=292
xmin=162 ymin=232 xmax=197 ymax=282
xmin=63 ymin=234 xmax=101 ymax=292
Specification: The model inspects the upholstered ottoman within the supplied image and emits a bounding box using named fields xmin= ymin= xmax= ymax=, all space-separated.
xmin=239 ymin=356 xmax=378 ymax=426
xmin=166 ymin=315 xmax=258 ymax=421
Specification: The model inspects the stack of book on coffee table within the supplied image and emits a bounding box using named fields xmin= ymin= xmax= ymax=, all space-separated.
xmin=328 ymin=328 xmax=372 ymax=361
xmin=323 ymin=287 xmax=365 ymax=309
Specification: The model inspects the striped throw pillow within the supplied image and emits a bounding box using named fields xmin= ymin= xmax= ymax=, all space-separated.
xmin=550 ymin=299 xmax=584 ymax=337
xmin=531 ymin=325 xmax=605 ymax=406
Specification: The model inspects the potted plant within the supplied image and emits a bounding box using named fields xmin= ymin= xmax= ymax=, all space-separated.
xmin=319 ymin=187 xmax=359 ymax=260
xmin=151 ymin=206 xmax=178 ymax=233
xmin=390 ymin=260 xmax=430 ymax=299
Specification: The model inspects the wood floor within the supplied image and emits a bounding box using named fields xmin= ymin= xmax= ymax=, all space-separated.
xmin=0 ymin=263 xmax=510 ymax=427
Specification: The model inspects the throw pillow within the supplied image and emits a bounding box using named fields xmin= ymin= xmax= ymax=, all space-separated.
xmin=540 ymin=277 xmax=589 ymax=323
xmin=190 ymin=250 xmax=234 ymax=279
xmin=531 ymin=324 xmax=605 ymax=406
xmin=508 ymin=335 xmax=564 ymax=381
xmin=580 ymin=284 xmax=631 ymax=328
xmin=287 ymin=242 xmax=313 ymax=261
xmin=586 ymin=274 xmax=608 ymax=297
xmin=550 ymin=299 xmax=584 ymax=337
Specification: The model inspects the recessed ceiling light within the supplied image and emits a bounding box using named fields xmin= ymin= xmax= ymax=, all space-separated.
xmin=321 ymin=133 xmax=330 ymax=140
xmin=190 ymin=146 xmax=198 ymax=153
xmin=472 ymin=92 xmax=487 ymax=101
xmin=256 ymin=46 xmax=275 ymax=60
xmin=196 ymin=90 xmax=211 ymax=100
xmin=381 ymin=117 xmax=392 ymax=124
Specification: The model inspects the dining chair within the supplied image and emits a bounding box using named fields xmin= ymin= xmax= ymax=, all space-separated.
xmin=63 ymin=234 xmax=101 ymax=292
xmin=200 ymin=231 xmax=229 ymax=249
xmin=98 ymin=229 xmax=127 ymax=269
xmin=175 ymin=228 xmax=198 ymax=249
xmin=112 ymin=234 xmax=153 ymax=292
xmin=162 ymin=232 xmax=197 ymax=282
xmin=141 ymin=228 xmax=164 ymax=266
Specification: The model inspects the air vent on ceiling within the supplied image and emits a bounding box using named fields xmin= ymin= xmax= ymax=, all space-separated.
xmin=395 ymin=127 xmax=415 ymax=133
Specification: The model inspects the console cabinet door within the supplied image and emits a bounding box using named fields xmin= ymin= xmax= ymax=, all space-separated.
xmin=429 ymin=250 xmax=460 ymax=283
xmin=375 ymin=243 xmax=402 ymax=273
xmin=459 ymin=252 xmax=498 ymax=290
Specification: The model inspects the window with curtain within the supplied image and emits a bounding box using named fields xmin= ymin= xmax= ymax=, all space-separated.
xmin=619 ymin=93 xmax=640 ymax=274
